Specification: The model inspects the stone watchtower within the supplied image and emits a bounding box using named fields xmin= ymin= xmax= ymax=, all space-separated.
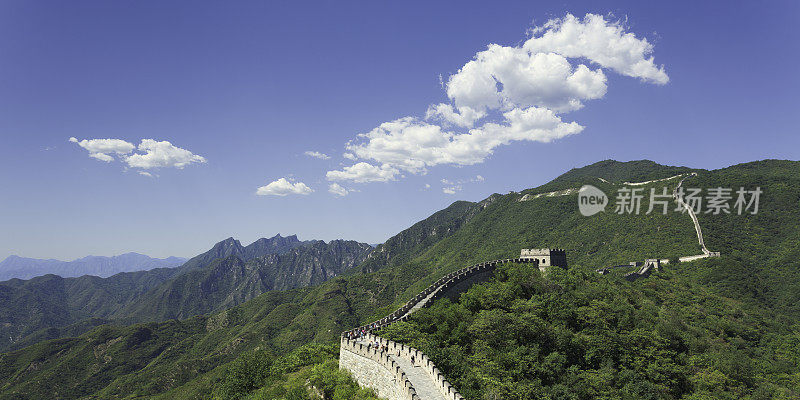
xmin=520 ymin=248 xmax=567 ymax=272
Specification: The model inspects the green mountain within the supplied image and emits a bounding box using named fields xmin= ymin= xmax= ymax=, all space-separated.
xmin=1 ymin=159 xmax=798 ymax=400
xmin=0 ymin=235 xmax=367 ymax=352
xmin=118 ymin=239 xmax=373 ymax=322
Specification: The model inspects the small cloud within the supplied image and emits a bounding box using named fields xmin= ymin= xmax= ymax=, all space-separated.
xmin=125 ymin=139 xmax=206 ymax=169
xmin=328 ymin=183 xmax=349 ymax=197
xmin=89 ymin=152 xmax=115 ymax=162
xmin=475 ymin=175 xmax=485 ymax=182
xmin=304 ymin=151 xmax=331 ymax=160
xmin=326 ymin=162 xmax=399 ymax=183
xmin=443 ymin=186 xmax=459 ymax=195
xmin=256 ymin=178 xmax=314 ymax=196
xmin=343 ymin=153 xmax=357 ymax=160
xmin=139 ymin=171 xmax=155 ymax=178
xmin=69 ymin=137 xmax=135 ymax=162
xmin=424 ymin=183 xmax=431 ymax=189
xmin=69 ymin=137 xmax=206 ymax=173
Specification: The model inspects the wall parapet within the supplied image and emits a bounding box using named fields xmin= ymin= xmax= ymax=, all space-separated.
xmin=340 ymin=257 xmax=536 ymax=399
xmin=340 ymin=336 xmax=422 ymax=400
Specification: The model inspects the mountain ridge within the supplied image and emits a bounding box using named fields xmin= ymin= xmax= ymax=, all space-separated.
xmin=0 ymin=252 xmax=187 ymax=281
xmin=0 ymin=234 xmax=371 ymax=352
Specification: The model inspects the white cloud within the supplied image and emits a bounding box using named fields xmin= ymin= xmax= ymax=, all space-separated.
xmin=326 ymin=162 xmax=399 ymax=183
xmin=424 ymin=183 xmax=431 ymax=189
xmin=70 ymin=137 xmax=206 ymax=174
xmin=342 ymin=107 xmax=581 ymax=175
xmin=524 ymin=13 xmax=669 ymax=84
xmin=442 ymin=185 xmax=460 ymax=194
xmin=425 ymin=103 xmax=486 ymax=127
xmin=304 ymin=151 xmax=331 ymax=160
xmin=89 ymin=152 xmax=115 ymax=162
xmin=256 ymin=178 xmax=314 ymax=196
xmin=69 ymin=137 xmax=135 ymax=162
xmin=445 ymin=46 xmax=607 ymax=113
xmin=324 ymin=13 xmax=666 ymax=187
xmin=328 ymin=183 xmax=349 ymax=197
xmin=475 ymin=175 xmax=485 ymax=182
xmin=125 ymin=139 xmax=207 ymax=169
xmin=139 ymin=171 xmax=155 ymax=178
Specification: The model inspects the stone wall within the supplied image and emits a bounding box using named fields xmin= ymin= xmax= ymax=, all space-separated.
xmin=339 ymin=338 xmax=415 ymax=400
xmin=341 ymin=258 xmax=538 ymax=400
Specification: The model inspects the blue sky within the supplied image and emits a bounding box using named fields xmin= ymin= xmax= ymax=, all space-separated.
xmin=1 ymin=0 xmax=798 ymax=260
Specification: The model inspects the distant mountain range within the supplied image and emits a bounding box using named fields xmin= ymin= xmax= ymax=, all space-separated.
xmin=0 ymin=233 xmax=372 ymax=351
xmin=0 ymin=253 xmax=187 ymax=281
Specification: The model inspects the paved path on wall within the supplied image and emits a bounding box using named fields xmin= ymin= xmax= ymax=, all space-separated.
xmin=389 ymin=353 xmax=449 ymax=400
xmin=674 ymin=173 xmax=711 ymax=255
xmin=399 ymin=286 xmax=441 ymax=320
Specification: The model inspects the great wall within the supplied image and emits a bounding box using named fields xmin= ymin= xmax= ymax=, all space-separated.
xmin=339 ymin=173 xmax=721 ymax=398
xmin=339 ymin=258 xmax=538 ymax=400
xmin=598 ymin=172 xmax=721 ymax=279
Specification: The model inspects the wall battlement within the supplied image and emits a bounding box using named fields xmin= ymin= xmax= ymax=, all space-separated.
xmin=340 ymin=256 xmax=541 ymax=399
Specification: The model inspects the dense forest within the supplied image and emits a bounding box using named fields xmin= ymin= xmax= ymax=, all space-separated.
xmin=380 ymin=261 xmax=799 ymax=399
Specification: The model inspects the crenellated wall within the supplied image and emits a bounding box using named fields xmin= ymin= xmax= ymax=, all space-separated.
xmin=339 ymin=336 xmax=420 ymax=400
xmin=340 ymin=258 xmax=537 ymax=399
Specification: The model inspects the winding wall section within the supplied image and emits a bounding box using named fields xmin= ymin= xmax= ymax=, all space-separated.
xmin=340 ymin=258 xmax=537 ymax=400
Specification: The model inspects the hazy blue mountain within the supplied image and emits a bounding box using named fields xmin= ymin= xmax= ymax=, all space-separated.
xmin=0 ymin=252 xmax=187 ymax=281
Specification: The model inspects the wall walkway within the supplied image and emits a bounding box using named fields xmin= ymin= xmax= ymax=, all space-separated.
xmin=340 ymin=258 xmax=537 ymax=399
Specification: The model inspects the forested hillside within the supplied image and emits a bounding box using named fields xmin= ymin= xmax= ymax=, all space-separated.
xmin=0 ymin=235 xmax=369 ymax=352
xmin=1 ymin=159 xmax=798 ymax=400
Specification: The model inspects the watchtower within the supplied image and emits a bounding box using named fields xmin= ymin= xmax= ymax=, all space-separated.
xmin=520 ymin=248 xmax=567 ymax=272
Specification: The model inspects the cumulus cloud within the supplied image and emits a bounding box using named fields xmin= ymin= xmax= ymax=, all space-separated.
xmin=69 ymin=137 xmax=206 ymax=174
xmin=125 ymin=139 xmax=206 ymax=169
xmin=341 ymin=107 xmax=581 ymax=175
xmin=425 ymin=103 xmax=486 ymax=128
xmin=524 ymin=13 xmax=669 ymax=84
xmin=326 ymin=13 xmax=666 ymax=185
xmin=445 ymin=47 xmax=607 ymax=113
xmin=69 ymin=137 xmax=135 ymax=162
xmin=326 ymin=162 xmax=399 ymax=183
xmin=328 ymin=183 xmax=349 ymax=197
xmin=304 ymin=151 xmax=331 ymax=160
xmin=256 ymin=178 xmax=314 ymax=196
